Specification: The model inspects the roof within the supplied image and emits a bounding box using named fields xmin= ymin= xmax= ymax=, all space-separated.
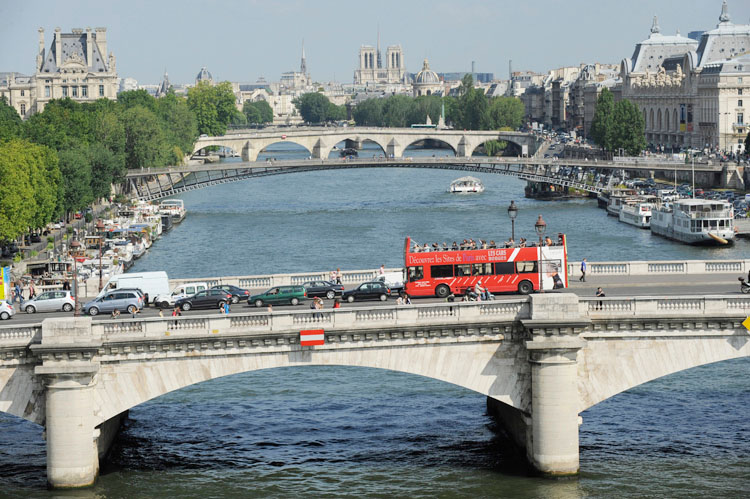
xmin=196 ymin=67 xmax=213 ymax=82
xmin=450 ymin=176 xmax=483 ymax=184
xmin=39 ymin=31 xmax=109 ymax=74
xmin=414 ymin=59 xmax=440 ymax=84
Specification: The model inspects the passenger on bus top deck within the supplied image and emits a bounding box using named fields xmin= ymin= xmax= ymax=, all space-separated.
xmin=452 ymin=241 xmax=459 ymax=251
xmin=432 ymin=243 xmax=439 ymax=251
xmin=519 ymin=238 xmax=527 ymax=248
xmin=545 ymin=236 xmax=553 ymax=246
xmin=442 ymin=242 xmax=448 ymax=250
xmin=489 ymin=240 xmax=496 ymax=249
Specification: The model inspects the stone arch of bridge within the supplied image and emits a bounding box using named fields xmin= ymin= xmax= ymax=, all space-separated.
xmin=92 ymin=341 xmax=528 ymax=425
xmin=246 ymin=138 xmax=316 ymax=161
xmin=577 ymin=331 xmax=750 ymax=414
xmin=468 ymin=138 xmax=523 ymax=157
xmin=396 ymin=137 xmax=458 ymax=158
xmin=322 ymin=136 xmax=389 ymax=158
xmin=192 ymin=141 xmax=242 ymax=157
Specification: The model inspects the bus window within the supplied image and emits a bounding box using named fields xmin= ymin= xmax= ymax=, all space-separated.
xmin=516 ymin=261 xmax=538 ymax=273
xmin=456 ymin=264 xmax=472 ymax=276
xmin=494 ymin=262 xmax=515 ymax=275
xmin=472 ymin=263 xmax=493 ymax=275
xmin=431 ymin=265 xmax=454 ymax=278
xmin=408 ymin=266 xmax=424 ymax=282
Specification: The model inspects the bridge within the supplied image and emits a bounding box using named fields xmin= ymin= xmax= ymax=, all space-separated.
xmin=1 ymin=262 xmax=749 ymax=487
xmin=192 ymin=127 xmax=540 ymax=161
xmin=124 ymin=156 xmax=730 ymax=202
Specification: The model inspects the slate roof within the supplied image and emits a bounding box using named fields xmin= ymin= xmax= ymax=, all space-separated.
xmin=39 ymin=32 xmax=109 ymax=74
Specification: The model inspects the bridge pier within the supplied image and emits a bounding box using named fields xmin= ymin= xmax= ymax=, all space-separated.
xmin=32 ymin=318 xmax=102 ymax=489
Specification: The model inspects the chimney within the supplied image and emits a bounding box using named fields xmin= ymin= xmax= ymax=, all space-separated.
xmin=95 ymin=27 xmax=107 ymax=62
xmin=54 ymin=27 xmax=61 ymax=67
xmin=37 ymin=28 xmax=45 ymax=71
xmin=86 ymin=27 xmax=92 ymax=68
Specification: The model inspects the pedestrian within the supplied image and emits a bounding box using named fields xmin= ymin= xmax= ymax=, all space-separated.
xmin=28 ymin=281 xmax=36 ymax=300
xmin=313 ymin=297 xmax=324 ymax=318
xmin=379 ymin=264 xmax=385 ymax=275
xmin=332 ymin=298 xmax=341 ymax=309
xmin=158 ymin=309 xmax=164 ymax=318
xmin=172 ymin=305 xmax=181 ymax=317
xmin=580 ymin=258 xmax=587 ymax=282
xmin=595 ymin=287 xmax=605 ymax=310
xmin=222 ymin=301 xmax=230 ymax=314
xmin=62 ymin=280 xmax=71 ymax=291
xmin=13 ymin=282 xmax=23 ymax=304
xmin=335 ymin=268 xmax=342 ymax=285
xmin=111 ymin=308 xmax=120 ymax=319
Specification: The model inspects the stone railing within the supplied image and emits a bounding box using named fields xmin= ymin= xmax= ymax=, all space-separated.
xmin=96 ymin=299 xmax=531 ymax=342
xmin=170 ymin=268 xmax=404 ymax=290
xmin=566 ymin=259 xmax=750 ymax=277
xmin=581 ymin=295 xmax=750 ymax=318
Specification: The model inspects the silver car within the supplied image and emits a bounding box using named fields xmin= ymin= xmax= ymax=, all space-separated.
xmin=23 ymin=290 xmax=76 ymax=314
xmin=83 ymin=290 xmax=142 ymax=316
xmin=0 ymin=300 xmax=15 ymax=320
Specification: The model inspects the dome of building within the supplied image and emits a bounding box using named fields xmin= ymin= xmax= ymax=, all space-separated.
xmin=196 ymin=66 xmax=213 ymax=83
xmin=414 ymin=59 xmax=439 ymax=84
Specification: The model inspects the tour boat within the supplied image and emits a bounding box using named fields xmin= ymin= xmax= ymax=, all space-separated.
xmin=449 ymin=176 xmax=484 ymax=194
xmin=618 ymin=197 xmax=655 ymax=228
xmin=159 ymin=199 xmax=186 ymax=223
xmin=606 ymin=192 xmax=637 ymax=216
xmin=650 ymin=199 xmax=735 ymax=245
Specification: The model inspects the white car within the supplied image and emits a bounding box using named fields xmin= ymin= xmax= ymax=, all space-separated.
xmin=23 ymin=290 xmax=76 ymax=313
xmin=0 ymin=300 xmax=15 ymax=320
xmin=154 ymin=282 xmax=208 ymax=309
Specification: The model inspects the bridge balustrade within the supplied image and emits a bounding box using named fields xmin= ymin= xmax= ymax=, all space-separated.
xmin=566 ymin=259 xmax=749 ymax=277
xmin=582 ymin=295 xmax=750 ymax=317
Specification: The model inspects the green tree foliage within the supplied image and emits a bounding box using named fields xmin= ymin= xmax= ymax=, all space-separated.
xmin=0 ymin=96 xmax=22 ymax=143
xmin=243 ymin=100 xmax=274 ymax=124
xmin=381 ymin=95 xmax=412 ymax=127
xmin=293 ymin=93 xmax=346 ymax=123
xmin=744 ymin=130 xmax=750 ymax=156
xmin=485 ymin=97 xmax=525 ymax=130
xmin=117 ymin=89 xmax=156 ymax=111
xmin=352 ymin=98 xmax=384 ymax=126
xmin=122 ymin=106 xmax=167 ymax=169
xmin=154 ymin=91 xmax=198 ymax=158
xmin=406 ymin=95 xmax=442 ymax=125
xmin=57 ymin=144 xmax=93 ymax=214
xmin=23 ymin=98 xmax=95 ymax=150
xmin=611 ymin=99 xmax=646 ymax=156
xmin=187 ymin=81 xmax=237 ymax=135
xmin=590 ymin=88 xmax=615 ymax=150
xmin=89 ymin=142 xmax=124 ymax=200
xmin=0 ymin=140 xmax=34 ymax=240
xmin=27 ymin=144 xmax=60 ymax=229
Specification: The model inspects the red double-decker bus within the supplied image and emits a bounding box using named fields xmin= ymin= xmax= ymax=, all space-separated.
xmin=403 ymin=236 xmax=569 ymax=298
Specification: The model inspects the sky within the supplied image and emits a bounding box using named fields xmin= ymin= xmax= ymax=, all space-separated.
xmin=2 ymin=0 xmax=749 ymax=85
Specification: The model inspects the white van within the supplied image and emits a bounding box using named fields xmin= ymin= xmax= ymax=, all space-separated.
xmin=100 ymin=271 xmax=170 ymax=306
xmin=153 ymin=282 xmax=208 ymax=309
xmin=374 ymin=271 xmax=405 ymax=295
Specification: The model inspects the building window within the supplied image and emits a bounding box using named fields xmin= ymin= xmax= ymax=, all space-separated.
xmin=72 ymin=86 xmax=78 ymax=97
xmin=740 ymin=100 xmax=744 ymax=107
xmin=81 ymin=86 xmax=87 ymax=98
xmin=20 ymin=104 xmax=26 ymax=115
xmin=99 ymin=85 xmax=104 ymax=97
xmin=45 ymin=86 xmax=50 ymax=97
xmin=739 ymin=113 xmax=744 ymax=125
xmin=20 ymin=90 xmax=24 ymax=96
xmin=62 ymin=86 xmax=68 ymax=97
xmin=740 ymin=88 xmax=743 ymax=96
xmin=739 ymin=77 xmax=743 ymax=84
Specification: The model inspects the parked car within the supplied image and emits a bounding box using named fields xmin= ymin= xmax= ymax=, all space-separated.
xmin=23 ymin=290 xmax=76 ymax=314
xmin=175 ymin=289 xmax=232 ymax=311
xmin=84 ymin=290 xmax=143 ymax=316
xmin=342 ymin=281 xmax=390 ymax=303
xmin=373 ymin=272 xmax=404 ymax=295
xmin=0 ymin=300 xmax=15 ymax=320
xmin=154 ymin=281 xmax=208 ymax=308
xmin=301 ymin=280 xmax=344 ymax=299
xmin=249 ymin=286 xmax=307 ymax=307
xmin=210 ymin=284 xmax=251 ymax=303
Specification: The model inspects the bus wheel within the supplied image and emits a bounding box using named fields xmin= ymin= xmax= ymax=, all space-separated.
xmin=435 ymin=284 xmax=450 ymax=298
xmin=518 ymin=281 xmax=533 ymax=295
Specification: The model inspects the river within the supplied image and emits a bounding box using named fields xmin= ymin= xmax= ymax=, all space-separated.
xmin=1 ymin=143 xmax=748 ymax=497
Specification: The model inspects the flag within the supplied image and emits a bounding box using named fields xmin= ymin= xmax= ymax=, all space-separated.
xmin=300 ymin=329 xmax=324 ymax=346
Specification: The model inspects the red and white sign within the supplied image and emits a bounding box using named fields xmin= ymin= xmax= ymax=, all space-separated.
xmin=300 ymin=329 xmax=324 ymax=346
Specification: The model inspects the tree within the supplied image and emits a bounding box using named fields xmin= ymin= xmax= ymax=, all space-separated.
xmin=254 ymin=100 xmax=274 ymax=123
xmin=89 ymin=142 xmax=124 ymax=200
xmin=745 ymin=130 xmax=750 ymax=156
xmin=23 ymin=98 xmax=94 ymax=151
xmin=381 ymin=95 xmax=412 ymax=127
xmin=293 ymin=92 xmax=333 ymax=123
xmin=26 ymin=143 xmax=60 ymax=229
xmin=485 ymin=97 xmax=525 ymax=130
xmin=57 ymin=144 xmax=93 ymax=215
xmin=0 ymin=96 xmax=22 ymax=143
xmin=243 ymin=100 xmax=274 ymax=124
xmin=187 ymin=81 xmax=237 ymax=136
xmin=117 ymin=89 xmax=156 ymax=111
xmin=352 ymin=98 xmax=384 ymax=126
xmin=121 ymin=106 xmax=167 ymax=169
xmin=327 ymin=101 xmax=346 ymax=121
xmin=590 ymin=88 xmax=615 ymax=151
xmin=406 ymin=95 xmax=442 ymax=126
xmin=0 ymin=140 xmax=46 ymax=240
xmin=154 ymin=91 xmax=198 ymax=157
xmin=611 ymin=99 xmax=646 ymax=156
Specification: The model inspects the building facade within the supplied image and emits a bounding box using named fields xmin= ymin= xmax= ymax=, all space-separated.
xmin=354 ymin=42 xmax=406 ymax=85
xmin=0 ymin=27 xmax=118 ymax=118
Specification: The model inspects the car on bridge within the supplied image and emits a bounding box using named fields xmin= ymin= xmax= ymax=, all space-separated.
xmin=175 ymin=289 xmax=233 ymax=311
xmin=342 ymin=281 xmax=390 ymax=303
xmin=300 ymin=280 xmax=344 ymax=299
xmin=210 ymin=284 xmax=251 ymax=304
xmin=84 ymin=290 xmax=143 ymax=316
xmin=0 ymin=300 xmax=15 ymax=320
xmin=23 ymin=290 xmax=76 ymax=314
xmin=249 ymin=286 xmax=307 ymax=308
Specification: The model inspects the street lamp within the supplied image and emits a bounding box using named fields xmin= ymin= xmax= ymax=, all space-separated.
xmin=70 ymin=239 xmax=81 ymax=317
xmin=534 ymin=214 xmax=547 ymax=246
xmin=507 ymin=200 xmax=518 ymax=241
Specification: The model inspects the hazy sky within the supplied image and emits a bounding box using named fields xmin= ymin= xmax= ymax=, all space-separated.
xmin=2 ymin=0 xmax=749 ymax=85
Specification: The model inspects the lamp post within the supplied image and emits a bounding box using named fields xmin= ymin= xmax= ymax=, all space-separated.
xmin=507 ymin=200 xmax=518 ymax=241
xmin=96 ymin=220 xmax=104 ymax=292
xmin=534 ymin=214 xmax=547 ymax=246
xmin=70 ymin=239 xmax=81 ymax=317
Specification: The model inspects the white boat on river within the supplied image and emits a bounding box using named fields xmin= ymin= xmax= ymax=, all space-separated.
xmin=650 ymin=198 xmax=735 ymax=245
xmin=449 ymin=176 xmax=484 ymax=194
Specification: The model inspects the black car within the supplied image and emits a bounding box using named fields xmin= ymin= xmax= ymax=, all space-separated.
xmin=211 ymin=284 xmax=250 ymax=303
xmin=175 ymin=289 xmax=232 ymax=311
xmin=301 ymin=280 xmax=344 ymax=299
xmin=342 ymin=281 xmax=390 ymax=303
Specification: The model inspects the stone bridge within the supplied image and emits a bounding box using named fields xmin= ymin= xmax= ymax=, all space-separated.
xmin=192 ymin=127 xmax=540 ymax=161
xmin=1 ymin=293 xmax=748 ymax=488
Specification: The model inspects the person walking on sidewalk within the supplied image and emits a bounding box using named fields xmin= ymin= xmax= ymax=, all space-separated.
xmin=580 ymin=258 xmax=587 ymax=282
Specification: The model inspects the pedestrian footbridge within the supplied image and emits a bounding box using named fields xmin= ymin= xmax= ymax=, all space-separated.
xmin=1 ymin=291 xmax=748 ymax=487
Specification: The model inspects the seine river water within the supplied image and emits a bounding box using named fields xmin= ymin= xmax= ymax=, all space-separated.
xmin=1 ymin=143 xmax=748 ymax=497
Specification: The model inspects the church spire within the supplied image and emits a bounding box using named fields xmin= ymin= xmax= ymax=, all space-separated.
xmin=376 ymin=24 xmax=382 ymax=69
xmin=300 ymin=39 xmax=307 ymax=74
